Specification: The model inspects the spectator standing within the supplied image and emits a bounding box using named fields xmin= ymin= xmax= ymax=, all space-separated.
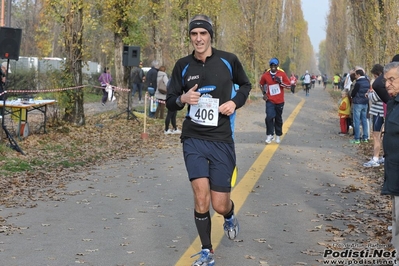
xmin=0 ymin=62 xmax=10 ymax=116
xmin=146 ymin=60 xmax=160 ymax=95
xmin=290 ymin=73 xmax=297 ymax=94
xmin=333 ymin=74 xmax=341 ymax=91
xmin=346 ymin=69 xmax=357 ymax=134
xmin=350 ymin=68 xmax=370 ymax=144
xmin=343 ymin=72 xmax=352 ymax=91
xmin=259 ymin=57 xmax=290 ymax=144
xmin=131 ymin=61 xmax=145 ymax=104
xmin=98 ymin=67 xmax=112 ymax=106
xmin=0 ymin=62 xmax=9 ymax=100
xmin=363 ymin=64 xmax=385 ymax=167
xmin=163 ymin=79 xmax=181 ymax=135
xmin=322 ymin=74 xmax=328 ymax=89
xmin=164 ymin=109 xmax=181 ymax=135
xmin=165 ymin=14 xmax=252 ymax=266
xmin=380 ymin=61 xmax=399 ymax=263
xmin=145 ymin=60 xmax=160 ymax=117
xmin=154 ymin=66 xmax=168 ymax=119
xmin=338 ymin=89 xmax=351 ymax=135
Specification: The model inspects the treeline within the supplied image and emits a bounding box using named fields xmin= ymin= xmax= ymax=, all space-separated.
xmin=9 ymin=0 xmax=319 ymax=124
xmin=12 ymin=0 xmax=316 ymax=85
xmin=12 ymin=0 xmax=398 ymax=123
xmin=320 ymin=0 xmax=399 ymax=75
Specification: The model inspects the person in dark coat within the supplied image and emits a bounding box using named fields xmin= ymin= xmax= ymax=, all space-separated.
xmin=349 ymin=69 xmax=370 ymax=143
xmin=381 ymin=61 xmax=399 ymax=262
xmin=145 ymin=60 xmax=159 ymax=118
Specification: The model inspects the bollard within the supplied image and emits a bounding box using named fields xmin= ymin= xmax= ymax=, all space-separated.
xmin=141 ymin=92 xmax=149 ymax=140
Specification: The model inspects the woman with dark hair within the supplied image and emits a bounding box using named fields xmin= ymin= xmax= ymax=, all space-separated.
xmin=98 ymin=67 xmax=112 ymax=105
xmin=363 ymin=64 xmax=385 ymax=167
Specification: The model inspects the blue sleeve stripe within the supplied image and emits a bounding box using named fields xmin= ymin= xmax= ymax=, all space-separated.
xmin=230 ymin=113 xmax=236 ymax=141
xmin=220 ymin=58 xmax=233 ymax=78
xmin=181 ymin=64 xmax=190 ymax=86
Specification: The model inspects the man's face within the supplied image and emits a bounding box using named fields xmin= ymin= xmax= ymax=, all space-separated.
xmin=190 ymin=28 xmax=212 ymax=56
xmin=384 ymin=68 xmax=399 ymax=97
xmin=270 ymin=64 xmax=277 ymax=72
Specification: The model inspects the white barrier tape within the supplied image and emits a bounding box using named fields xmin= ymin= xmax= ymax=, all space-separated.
xmin=93 ymin=85 xmax=130 ymax=92
xmin=111 ymin=85 xmax=130 ymax=92
xmin=0 ymin=84 xmax=132 ymax=97
xmin=146 ymin=94 xmax=166 ymax=104
xmin=2 ymin=85 xmax=86 ymax=94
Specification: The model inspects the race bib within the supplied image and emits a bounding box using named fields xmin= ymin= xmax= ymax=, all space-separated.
xmin=189 ymin=97 xmax=219 ymax=126
xmin=269 ymin=84 xmax=281 ymax=96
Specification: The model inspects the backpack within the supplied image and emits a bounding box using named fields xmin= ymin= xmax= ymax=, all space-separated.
xmin=131 ymin=67 xmax=144 ymax=84
xmin=157 ymin=75 xmax=167 ymax=94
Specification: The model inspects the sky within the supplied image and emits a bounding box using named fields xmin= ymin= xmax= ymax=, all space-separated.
xmin=301 ymin=0 xmax=330 ymax=53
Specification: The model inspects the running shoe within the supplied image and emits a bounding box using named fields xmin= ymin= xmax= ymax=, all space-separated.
xmin=223 ymin=215 xmax=239 ymax=240
xmin=363 ymin=159 xmax=380 ymax=168
xmin=172 ymin=128 xmax=181 ymax=134
xmin=191 ymin=249 xmax=215 ymax=266
xmin=275 ymin=136 xmax=281 ymax=144
xmin=349 ymin=139 xmax=360 ymax=144
xmin=265 ymin=135 xmax=274 ymax=144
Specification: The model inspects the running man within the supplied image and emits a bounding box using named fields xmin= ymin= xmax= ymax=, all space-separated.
xmin=259 ymin=57 xmax=290 ymax=144
xmin=303 ymin=70 xmax=311 ymax=96
xmin=166 ymin=14 xmax=252 ymax=266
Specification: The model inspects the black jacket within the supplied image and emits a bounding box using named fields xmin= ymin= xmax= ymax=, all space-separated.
xmin=131 ymin=66 xmax=144 ymax=84
xmin=382 ymin=95 xmax=399 ymax=195
xmin=145 ymin=67 xmax=158 ymax=89
xmin=166 ymin=48 xmax=252 ymax=143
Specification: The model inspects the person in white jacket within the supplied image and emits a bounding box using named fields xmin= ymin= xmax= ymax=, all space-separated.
xmin=154 ymin=66 xmax=168 ymax=119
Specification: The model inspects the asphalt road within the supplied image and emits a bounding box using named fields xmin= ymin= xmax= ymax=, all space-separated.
xmin=0 ymin=85 xmax=378 ymax=266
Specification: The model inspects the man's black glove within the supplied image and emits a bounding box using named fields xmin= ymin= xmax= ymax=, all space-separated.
xmin=275 ymin=76 xmax=282 ymax=84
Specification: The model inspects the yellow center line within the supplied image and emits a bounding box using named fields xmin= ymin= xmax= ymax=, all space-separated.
xmin=175 ymin=98 xmax=305 ymax=265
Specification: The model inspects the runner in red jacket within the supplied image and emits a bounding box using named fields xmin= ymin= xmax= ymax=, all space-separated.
xmin=259 ymin=57 xmax=290 ymax=144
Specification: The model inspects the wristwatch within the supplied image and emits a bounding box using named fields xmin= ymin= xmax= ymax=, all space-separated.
xmin=176 ymin=96 xmax=185 ymax=108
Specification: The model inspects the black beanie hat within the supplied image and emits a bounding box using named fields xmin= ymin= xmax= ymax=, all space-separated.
xmin=189 ymin=19 xmax=214 ymax=39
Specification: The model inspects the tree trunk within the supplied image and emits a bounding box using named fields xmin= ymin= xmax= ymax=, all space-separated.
xmin=114 ymin=33 xmax=129 ymax=112
xmin=62 ymin=0 xmax=85 ymax=125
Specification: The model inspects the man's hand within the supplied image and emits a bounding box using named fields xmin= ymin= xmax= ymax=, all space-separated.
xmin=181 ymin=84 xmax=200 ymax=105
xmin=219 ymin=100 xmax=236 ymax=116
xmin=275 ymin=76 xmax=282 ymax=84
xmin=263 ymin=94 xmax=268 ymax=101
